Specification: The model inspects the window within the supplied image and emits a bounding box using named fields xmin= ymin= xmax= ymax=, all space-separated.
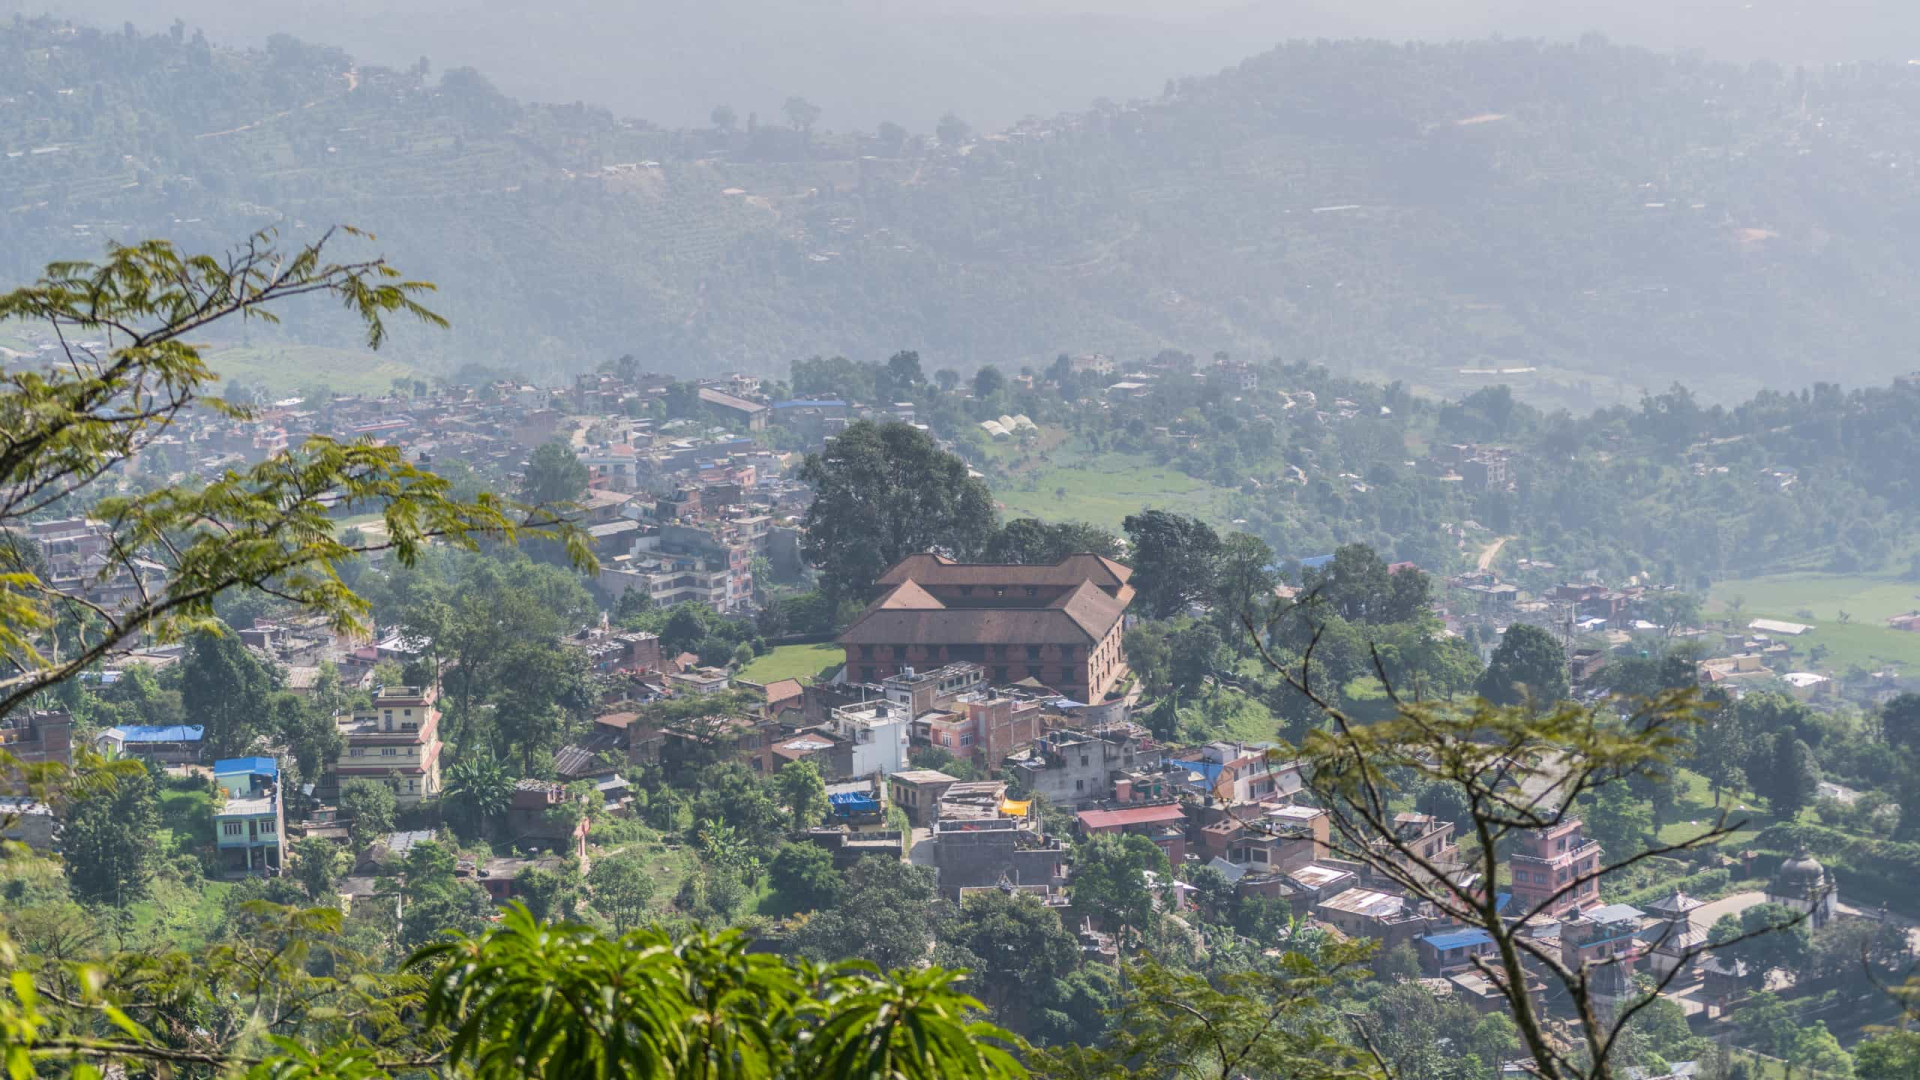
xmin=258 ymin=820 xmax=274 ymax=834
xmin=223 ymin=822 xmax=243 ymax=836
xmin=349 ymin=747 xmax=363 ymax=758
xmin=409 ymin=780 xmax=418 ymax=792
xmin=1075 ymin=779 xmax=1085 ymax=792
xmin=1024 ymin=586 xmax=1038 ymax=598
xmin=1026 ymin=645 xmax=1041 ymax=661
xmin=382 ymin=747 xmax=398 ymax=757
xmin=959 ymin=732 xmax=973 ymax=747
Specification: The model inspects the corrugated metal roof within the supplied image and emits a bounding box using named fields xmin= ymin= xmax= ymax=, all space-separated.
xmin=1421 ymin=928 xmax=1493 ymax=951
xmin=1077 ymin=804 xmax=1187 ymax=830
xmin=108 ymin=724 xmax=204 ymax=743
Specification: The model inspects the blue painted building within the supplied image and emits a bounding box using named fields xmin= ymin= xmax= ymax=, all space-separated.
xmin=214 ymin=757 xmax=284 ymax=876
xmin=97 ymin=724 xmax=204 ymax=764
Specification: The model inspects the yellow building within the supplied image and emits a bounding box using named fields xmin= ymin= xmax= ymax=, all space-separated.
xmin=327 ymin=684 xmax=444 ymax=806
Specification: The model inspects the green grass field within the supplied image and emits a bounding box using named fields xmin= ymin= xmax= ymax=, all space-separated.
xmin=989 ymin=447 xmax=1234 ymax=530
xmin=157 ymin=782 xmax=215 ymax=854
xmin=738 ymin=642 xmax=843 ymax=685
xmin=1708 ymin=569 xmax=1920 ymax=672
xmin=201 ymin=342 xmax=425 ymax=396
xmin=1653 ymin=767 xmax=1775 ymax=850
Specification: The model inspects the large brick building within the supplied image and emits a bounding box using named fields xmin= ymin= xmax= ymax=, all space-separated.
xmin=323 ymin=684 xmax=444 ymax=806
xmin=838 ymin=554 xmax=1133 ymax=702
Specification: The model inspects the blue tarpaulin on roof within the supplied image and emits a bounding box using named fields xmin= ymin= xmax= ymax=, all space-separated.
xmin=829 ymin=792 xmax=879 ymax=814
xmin=1169 ymin=759 xmax=1227 ymax=784
xmin=213 ymin=757 xmax=278 ymax=779
xmin=111 ymin=724 xmax=204 ymax=743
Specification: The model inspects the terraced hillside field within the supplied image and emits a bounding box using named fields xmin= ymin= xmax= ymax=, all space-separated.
xmin=7 ymin=19 xmax=1920 ymax=403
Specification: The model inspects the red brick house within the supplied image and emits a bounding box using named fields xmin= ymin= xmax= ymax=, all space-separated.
xmin=838 ymin=554 xmax=1133 ymax=702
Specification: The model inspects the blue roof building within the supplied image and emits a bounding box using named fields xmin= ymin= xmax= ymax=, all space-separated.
xmin=214 ymin=754 xmax=284 ymax=877
xmin=98 ymin=724 xmax=204 ymax=764
xmin=1417 ymin=927 xmax=1496 ymax=973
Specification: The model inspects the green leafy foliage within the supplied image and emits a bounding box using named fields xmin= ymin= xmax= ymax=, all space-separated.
xmin=411 ymin=905 xmax=1025 ymax=1080
xmin=799 ymin=421 xmax=997 ymax=602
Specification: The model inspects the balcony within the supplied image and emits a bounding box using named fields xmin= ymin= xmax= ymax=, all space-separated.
xmin=1512 ymin=840 xmax=1600 ymax=867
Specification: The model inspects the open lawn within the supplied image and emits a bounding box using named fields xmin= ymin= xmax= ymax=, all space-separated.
xmin=158 ymin=782 xmax=215 ymax=856
xmin=981 ymin=428 xmax=1236 ymax=530
xmin=1709 ymin=570 xmax=1920 ymax=672
xmin=201 ymin=342 xmax=425 ymax=396
xmin=991 ymin=454 xmax=1233 ymax=530
xmin=738 ymin=642 xmax=842 ymax=685
xmin=1654 ymin=767 xmax=1775 ymax=850
xmin=128 ymin=875 xmax=236 ymax=951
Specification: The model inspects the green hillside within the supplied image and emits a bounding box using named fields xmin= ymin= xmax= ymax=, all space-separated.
xmin=7 ymin=18 xmax=1920 ymax=401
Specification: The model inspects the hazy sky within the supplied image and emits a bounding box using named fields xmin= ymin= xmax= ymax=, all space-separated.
xmin=34 ymin=0 xmax=1920 ymax=130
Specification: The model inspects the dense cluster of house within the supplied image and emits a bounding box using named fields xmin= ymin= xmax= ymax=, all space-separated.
xmin=1443 ymin=565 xmax=1886 ymax=706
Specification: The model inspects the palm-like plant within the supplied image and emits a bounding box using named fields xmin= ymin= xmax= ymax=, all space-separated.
xmin=442 ymin=755 xmax=512 ymax=839
xmin=409 ymin=905 xmax=1026 ymax=1080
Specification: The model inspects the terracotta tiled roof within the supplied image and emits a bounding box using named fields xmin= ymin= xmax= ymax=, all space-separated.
xmin=1077 ymin=804 xmax=1188 ymax=830
xmin=876 ymin=579 xmax=944 ymax=609
xmin=876 ymin=552 xmax=1132 ymax=589
xmin=840 ymin=604 xmax=1116 ymax=646
xmin=763 ymin=678 xmax=805 ymax=706
xmin=842 ymin=561 xmax=1130 ymax=648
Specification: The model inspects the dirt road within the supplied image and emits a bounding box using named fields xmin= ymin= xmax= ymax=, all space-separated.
xmin=1477 ymin=535 xmax=1511 ymax=572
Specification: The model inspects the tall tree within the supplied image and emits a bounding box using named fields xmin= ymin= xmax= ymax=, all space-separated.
xmin=1211 ymin=532 xmax=1277 ymax=633
xmin=521 ymin=440 xmax=588 ymax=508
xmin=1475 ymin=623 xmax=1569 ymax=707
xmin=587 ymin=849 xmax=659 ymax=932
xmin=790 ymin=858 xmax=940 ymax=971
xmin=341 ymin=777 xmax=397 ymax=848
xmin=63 ymin=761 xmax=160 ymax=906
xmin=1300 ymin=542 xmax=1429 ymax=625
xmin=986 ymin=519 xmax=1123 ymax=565
xmin=181 ymin=626 xmax=277 ymax=757
xmin=1068 ymin=833 xmax=1171 ymax=950
xmin=291 ymin=834 xmax=346 ymax=901
xmin=767 ymin=841 xmax=844 ymax=915
xmin=1881 ymin=693 xmax=1920 ymax=753
xmin=0 ymin=229 xmax=586 ymax=723
xmin=1763 ymin=734 xmax=1820 ymax=820
xmin=943 ymin=890 xmax=1080 ymax=1020
xmin=272 ymin=691 xmax=341 ymax=796
xmin=490 ymin=641 xmax=591 ymax=773
xmin=776 ymin=759 xmax=830 ymax=830
xmin=1123 ymin=510 xmax=1223 ymax=619
xmin=782 ymin=95 xmax=821 ymax=133
xmin=798 ymin=421 xmax=997 ymax=602
xmin=936 ymin=113 xmax=972 ymax=147
xmin=972 ymin=365 xmax=1005 ymax=401
xmin=883 ymin=349 xmax=925 ymax=395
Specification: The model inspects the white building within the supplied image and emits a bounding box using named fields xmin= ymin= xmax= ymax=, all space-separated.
xmin=828 ymin=699 xmax=911 ymax=779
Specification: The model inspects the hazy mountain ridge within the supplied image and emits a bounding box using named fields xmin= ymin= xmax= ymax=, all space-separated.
xmin=5 ymin=18 xmax=1920 ymax=400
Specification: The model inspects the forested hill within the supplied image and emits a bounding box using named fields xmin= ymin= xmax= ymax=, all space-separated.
xmin=7 ymin=18 xmax=1920 ymax=402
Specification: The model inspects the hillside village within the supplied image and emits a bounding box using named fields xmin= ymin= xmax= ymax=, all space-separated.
xmin=8 ymin=337 xmax=1919 ymax=1078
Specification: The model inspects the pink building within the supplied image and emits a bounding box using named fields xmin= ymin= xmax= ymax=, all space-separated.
xmin=1507 ymin=818 xmax=1602 ymax=919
